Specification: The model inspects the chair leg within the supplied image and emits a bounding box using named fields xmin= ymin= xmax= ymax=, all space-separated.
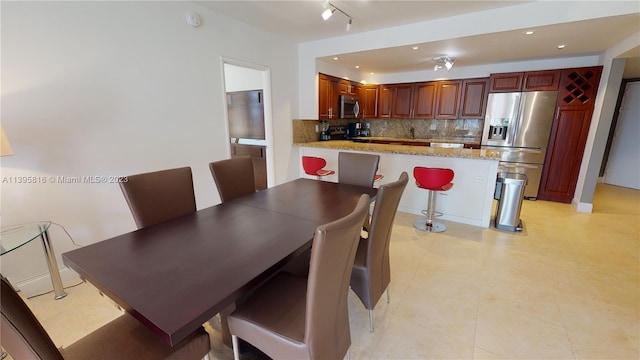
xmin=346 ymin=349 xmax=351 ymax=360
xmin=203 ymin=353 xmax=211 ymax=360
xmin=386 ymin=286 xmax=390 ymax=303
xmin=232 ymin=335 xmax=240 ymax=360
xmin=369 ymin=309 xmax=374 ymax=332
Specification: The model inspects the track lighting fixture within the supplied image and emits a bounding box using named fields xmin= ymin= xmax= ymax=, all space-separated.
xmin=433 ymin=56 xmax=455 ymax=71
xmin=322 ymin=1 xmax=353 ymax=32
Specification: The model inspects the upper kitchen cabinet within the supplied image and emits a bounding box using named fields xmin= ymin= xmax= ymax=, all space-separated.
xmin=489 ymin=72 xmax=524 ymax=92
xmin=385 ymin=80 xmax=460 ymax=119
xmin=318 ymin=73 xmax=339 ymax=119
xmin=434 ymin=80 xmax=461 ymax=119
xmin=523 ymin=70 xmax=561 ymax=91
xmin=413 ymin=82 xmax=437 ymax=118
xmin=358 ymin=84 xmax=379 ymax=118
xmin=391 ymin=83 xmax=415 ymax=118
xmin=458 ymin=78 xmax=490 ymax=119
xmin=338 ymin=78 xmax=357 ymax=96
xmin=378 ymin=84 xmax=392 ymax=118
xmin=489 ymin=70 xmax=562 ymax=92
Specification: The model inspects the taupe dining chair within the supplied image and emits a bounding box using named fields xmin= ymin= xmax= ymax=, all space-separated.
xmin=338 ymin=152 xmax=380 ymax=187
xmin=0 ymin=275 xmax=211 ymax=360
xmin=209 ymin=156 xmax=256 ymax=203
xmin=350 ymin=172 xmax=409 ymax=332
xmin=228 ymin=194 xmax=371 ymax=360
xmin=119 ymin=166 xmax=196 ymax=229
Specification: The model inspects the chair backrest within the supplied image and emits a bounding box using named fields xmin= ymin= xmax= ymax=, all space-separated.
xmin=305 ymin=194 xmax=370 ymax=359
xmin=301 ymin=156 xmax=327 ymax=176
xmin=413 ymin=167 xmax=455 ymax=190
xmin=1 ymin=275 xmax=65 ymax=360
xmin=209 ymin=156 xmax=256 ymax=203
xmin=119 ymin=167 xmax=196 ymax=229
xmin=338 ymin=152 xmax=380 ymax=187
xmin=364 ymin=172 xmax=409 ymax=300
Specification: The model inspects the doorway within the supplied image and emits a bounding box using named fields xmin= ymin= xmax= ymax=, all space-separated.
xmin=222 ymin=59 xmax=274 ymax=188
xmin=603 ymin=80 xmax=640 ymax=189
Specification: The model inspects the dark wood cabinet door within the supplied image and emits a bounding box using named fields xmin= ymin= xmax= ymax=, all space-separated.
xmin=459 ymin=78 xmax=489 ymax=118
xmin=360 ymin=85 xmax=379 ymax=118
xmin=378 ymin=84 xmax=392 ymax=118
xmin=318 ymin=73 xmax=339 ymax=119
xmin=413 ymin=82 xmax=437 ymax=119
xmin=230 ymin=144 xmax=267 ymax=190
xmin=435 ymin=80 xmax=461 ymax=119
xmin=489 ymin=72 xmax=524 ymax=92
xmin=523 ymin=70 xmax=561 ymax=91
xmin=392 ymin=84 xmax=414 ymax=118
xmin=538 ymin=106 xmax=593 ymax=202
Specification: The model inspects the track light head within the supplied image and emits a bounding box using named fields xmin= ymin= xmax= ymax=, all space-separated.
xmin=346 ymin=18 xmax=352 ymax=31
xmin=433 ymin=56 xmax=455 ymax=71
xmin=322 ymin=7 xmax=335 ymax=21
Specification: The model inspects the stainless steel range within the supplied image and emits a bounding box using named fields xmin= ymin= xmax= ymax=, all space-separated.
xmin=481 ymin=91 xmax=558 ymax=200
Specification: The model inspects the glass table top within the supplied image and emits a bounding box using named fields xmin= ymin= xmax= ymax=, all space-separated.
xmin=0 ymin=221 xmax=52 ymax=256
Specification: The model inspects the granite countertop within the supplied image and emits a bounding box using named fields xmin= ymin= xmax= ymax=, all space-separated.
xmin=350 ymin=136 xmax=478 ymax=145
xmin=295 ymin=140 xmax=500 ymax=160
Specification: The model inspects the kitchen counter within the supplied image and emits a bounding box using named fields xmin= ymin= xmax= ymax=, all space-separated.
xmin=294 ymin=140 xmax=498 ymax=161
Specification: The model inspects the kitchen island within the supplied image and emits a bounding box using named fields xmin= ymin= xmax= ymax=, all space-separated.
xmin=295 ymin=140 xmax=500 ymax=228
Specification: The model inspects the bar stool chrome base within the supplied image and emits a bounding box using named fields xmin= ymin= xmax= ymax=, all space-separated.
xmin=413 ymin=219 xmax=447 ymax=232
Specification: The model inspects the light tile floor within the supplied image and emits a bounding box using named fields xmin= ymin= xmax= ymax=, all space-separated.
xmin=11 ymin=183 xmax=640 ymax=359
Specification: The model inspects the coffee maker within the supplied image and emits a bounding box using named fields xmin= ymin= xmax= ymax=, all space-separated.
xmin=319 ymin=121 xmax=330 ymax=141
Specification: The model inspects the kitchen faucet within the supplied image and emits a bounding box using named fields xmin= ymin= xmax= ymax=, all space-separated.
xmin=409 ymin=127 xmax=415 ymax=139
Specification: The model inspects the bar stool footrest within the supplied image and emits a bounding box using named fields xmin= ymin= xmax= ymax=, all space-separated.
xmin=413 ymin=219 xmax=447 ymax=233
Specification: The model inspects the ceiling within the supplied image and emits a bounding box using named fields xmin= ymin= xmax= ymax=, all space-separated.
xmin=198 ymin=1 xmax=640 ymax=78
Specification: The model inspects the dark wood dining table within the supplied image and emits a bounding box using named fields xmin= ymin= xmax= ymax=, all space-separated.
xmin=62 ymin=178 xmax=377 ymax=346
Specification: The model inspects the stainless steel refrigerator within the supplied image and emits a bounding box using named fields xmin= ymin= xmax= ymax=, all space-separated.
xmin=481 ymin=91 xmax=558 ymax=200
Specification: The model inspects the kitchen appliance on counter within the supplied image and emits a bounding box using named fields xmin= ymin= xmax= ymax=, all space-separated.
xmin=346 ymin=122 xmax=370 ymax=138
xmin=481 ymin=91 xmax=558 ymax=200
xmin=340 ymin=95 xmax=360 ymax=119
xmin=329 ymin=126 xmax=347 ymax=140
xmin=319 ymin=120 xmax=330 ymax=141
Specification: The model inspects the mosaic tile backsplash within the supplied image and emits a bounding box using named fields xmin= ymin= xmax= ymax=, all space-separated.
xmin=293 ymin=118 xmax=483 ymax=143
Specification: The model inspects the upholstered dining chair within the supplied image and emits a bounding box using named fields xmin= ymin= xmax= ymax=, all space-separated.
xmin=209 ymin=156 xmax=257 ymax=203
xmin=338 ymin=152 xmax=381 ymax=187
xmin=228 ymin=194 xmax=371 ymax=360
xmin=0 ymin=275 xmax=211 ymax=360
xmin=119 ymin=166 xmax=196 ymax=229
xmin=350 ymin=171 xmax=409 ymax=332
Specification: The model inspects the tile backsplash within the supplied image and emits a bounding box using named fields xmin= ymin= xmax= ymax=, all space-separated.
xmin=293 ymin=118 xmax=483 ymax=143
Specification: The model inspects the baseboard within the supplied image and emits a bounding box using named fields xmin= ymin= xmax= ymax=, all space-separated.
xmin=12 ymin=268 xmax=80 ymax=298
xmin=574 ymin=200 xmax=593 ymax=213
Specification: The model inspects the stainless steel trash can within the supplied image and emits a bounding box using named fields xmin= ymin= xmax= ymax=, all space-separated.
xmin=494 ymin=173 xmax=527 ymax=232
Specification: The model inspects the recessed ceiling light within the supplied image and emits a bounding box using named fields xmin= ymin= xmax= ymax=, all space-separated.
xmin=370 ymin=72 xmax=375 ymax=75
xmin=412 ymin=46 xmax=419 ymax=50
xmin=355 ymin=65 xmax=360 ymax=69
xmin=557 ymin=44 xmax=566 ymax=49
xmin=524 ymin=30 xmax=535 ymax=35
xmin=333 ymin=57 xmax=339 ymax=60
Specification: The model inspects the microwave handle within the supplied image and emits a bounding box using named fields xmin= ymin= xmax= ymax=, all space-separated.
xmin=354 ymin=101 xmax=360 ymax=118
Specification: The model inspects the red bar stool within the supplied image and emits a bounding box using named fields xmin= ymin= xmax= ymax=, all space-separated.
xmin=302 ymin=156 xmax=335 ymax=180
xmin=413 ymin=167 xmax=454 ymax=232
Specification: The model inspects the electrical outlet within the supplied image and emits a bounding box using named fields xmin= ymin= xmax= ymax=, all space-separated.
xmin=315 ymin=124 xmax=319 ymax=132
xmin=430 ymin=124 xmax=437 ymax=130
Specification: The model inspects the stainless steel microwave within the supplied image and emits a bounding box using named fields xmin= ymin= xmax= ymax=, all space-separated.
xmin=340 ymin=95 xmax=360 ymax=119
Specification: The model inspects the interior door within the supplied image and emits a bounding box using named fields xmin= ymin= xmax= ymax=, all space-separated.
xmin=604 ymin=81 xmax=640 ymax=189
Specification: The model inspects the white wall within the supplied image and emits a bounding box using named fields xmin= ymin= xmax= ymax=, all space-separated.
xmin=1 ymin=1 xmax=298 ymax=294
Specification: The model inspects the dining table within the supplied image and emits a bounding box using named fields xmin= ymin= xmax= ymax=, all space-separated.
xmin=62 ymin=178 xmax=377 ymax=347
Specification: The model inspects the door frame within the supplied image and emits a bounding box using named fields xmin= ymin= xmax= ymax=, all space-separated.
xmin=221 ymin=56 xmax=274 ymax=188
